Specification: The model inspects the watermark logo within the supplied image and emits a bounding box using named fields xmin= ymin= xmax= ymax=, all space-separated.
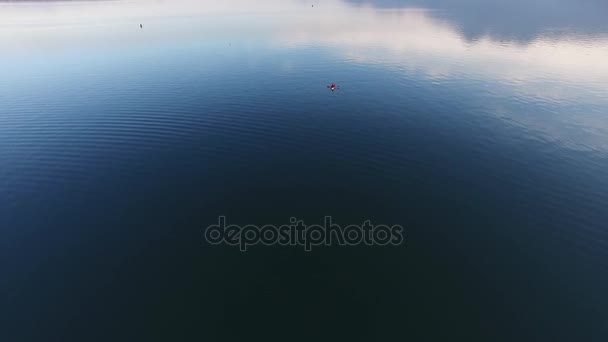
xmin=204 ymin=216 xmax=405 ymax=251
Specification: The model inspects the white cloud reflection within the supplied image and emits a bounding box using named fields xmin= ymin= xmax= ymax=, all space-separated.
xmin=2 ymin=0 xmax=608 ymax=150
xmin=3 ymin=0 xmax=607 ymax=88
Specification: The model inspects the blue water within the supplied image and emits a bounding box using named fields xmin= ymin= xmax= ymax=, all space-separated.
xmin=2 ymin=0 xmax=608 ymax=340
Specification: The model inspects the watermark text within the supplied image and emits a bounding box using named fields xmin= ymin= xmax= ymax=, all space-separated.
xmin=204 ymin=216 xmax=405 ymax=251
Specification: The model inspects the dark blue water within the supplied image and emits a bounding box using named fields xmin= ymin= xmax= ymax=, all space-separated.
xmin=2 ymin=1 xmax=608 ymax=340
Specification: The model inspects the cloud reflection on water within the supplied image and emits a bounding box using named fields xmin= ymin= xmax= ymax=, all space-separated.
xmin=346 ymin=0 xmax=608 ymax=42
xmin=2 ymin=0 xmax=607 ymax=151
xmin=3 ymin=0 xmax=607 ymax=88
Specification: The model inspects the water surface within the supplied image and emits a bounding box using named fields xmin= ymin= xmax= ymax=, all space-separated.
xmin=1 ymin=0 xmax=608 ymax=340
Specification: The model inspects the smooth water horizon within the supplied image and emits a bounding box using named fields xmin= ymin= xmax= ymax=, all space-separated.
xmin=2 ymin=0 xmax=608 ymax=340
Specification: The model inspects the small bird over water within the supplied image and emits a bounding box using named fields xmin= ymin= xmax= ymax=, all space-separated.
xmin=140 ymin=24 xmax=143 ymax=29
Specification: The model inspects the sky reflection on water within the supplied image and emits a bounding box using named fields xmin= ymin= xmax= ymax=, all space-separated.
xmin=2 ymin=0 xmax=608 ymax=153
xmin=2 ymin=1 xmax=608 ymax=340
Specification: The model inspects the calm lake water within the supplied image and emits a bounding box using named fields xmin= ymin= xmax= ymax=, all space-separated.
xmin=2 ymin=0 xmax=608 ymax=340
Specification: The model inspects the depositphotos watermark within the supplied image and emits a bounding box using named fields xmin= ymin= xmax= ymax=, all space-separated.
xmin=204 ymin=216 xmax=405 ymax=251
